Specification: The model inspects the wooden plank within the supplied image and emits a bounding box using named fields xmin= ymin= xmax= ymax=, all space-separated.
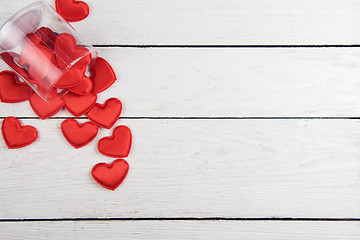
xmin=2 ymin=0 xmax=360 ymax=45
xmin=0 ymin=119 xmax=359 ymax=219
xmin=2 ymin=47 xmax=360 ymax=117
xmin=1 ymin=221 xmax=360 ymax=239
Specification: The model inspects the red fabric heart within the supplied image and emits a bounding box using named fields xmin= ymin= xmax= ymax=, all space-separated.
xmin=98 ymin=125 xmax=132 ymax=158
xmin=63 ymin=92 xmax=97 ymax=117
xmin=35 ymin=27 xmax=57 ymax=50
xmin=1 ymin=116 xmax=38 ymax=149
xmin=36 ymin=86 xmax=62 ymax=102
xmin=91 ymin=159 xmax=129 ymax=191
xmin=90 ymin=57 xmax=117 ymax=94
xmin=68 ymin=76 xmax=92 ymax=95
xmin=26 ymin=33 xmax=42 ymax=46
xmin=54 ymin=67 xmax=86 ymax=88
xmin=0 ymin=52 xmax=30 ymax=81
xmin=86 ymin=98 xmax=122 ymax=129
xmin=61 ymin=119 xmax=98 ymax=148
xmin=0 ymin=71 xmax=33 ymax=103
xmin=56 ymin=0 xmax=90 ymax=22
xmin=29 ymin=93 xmax=65 ymax=119
xmin=55 ymin=33 xmax=91 ymax=69
xmin=19 ymin=38 xmax=55 ymax=81
xmin=24 ymin=28 xmax=56 ymax=53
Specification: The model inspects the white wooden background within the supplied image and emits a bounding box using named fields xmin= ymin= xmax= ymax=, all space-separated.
xmin=1 ymin=0 xmax=360 ymax=239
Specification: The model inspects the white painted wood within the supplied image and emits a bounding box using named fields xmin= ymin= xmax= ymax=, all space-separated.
xmin=2 ymin=47 xmax=360 ymax=117
xmin=1 ymin=0 xmax=360 ymax=45
xmin=1 ymin=221 xmax=360 ymax=239
xmin=0 ymin=119 xmax=360 ymax=219
xmin=1 ymin=1 xmax=359 ymax=238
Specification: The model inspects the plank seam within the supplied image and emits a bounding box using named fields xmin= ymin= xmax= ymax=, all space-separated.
xmin=1 ymin=218 xmax=359 ymax=222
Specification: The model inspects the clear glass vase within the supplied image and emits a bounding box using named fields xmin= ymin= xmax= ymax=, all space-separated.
xmin=0 ymin=1 xmax=97 ymax=102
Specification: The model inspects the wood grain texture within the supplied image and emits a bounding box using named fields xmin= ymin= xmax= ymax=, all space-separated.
xmin=1 ymin=221 xmax=360 ymax=239
xmin=1 ymin=119 xmax=360 ymax=219
xmin=1 ymin=0 xmax=360 ymax=45
xmin=2 ymin=47 xmax=360 ymax=117
xmin=1 ymin=0 xmax=360 ymax=238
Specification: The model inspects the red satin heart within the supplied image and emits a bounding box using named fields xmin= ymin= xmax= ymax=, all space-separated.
xmin=0 ymin=71 xmax=33 ymax=103
xmin=86 ymin=98 xmax=122 ymax=129
xmin=63 ymin=92 xmax=97 ymax=117
xmin=55 ymin=33 xmax=91 ymax=69
xmin=0 ymin=52 xmax=30 ymax=81
xmin=1 ymin=116 xmax=38 ymax=149
xmin=56 ymin=0 xmax=90 ymax=22
xmin=18 ymin=39 xmax=55 ymax=81
xmin=29 ymin=93 xmax=65 ymax=119
xmin=54 ymin=67 xmax=86 ymax=88
xmin=68 ymin=76 xmax=92 ymax=95
xmin=35 ymin=27 xmax=57 ymax=50
xmin=98 ymin=125 xmax=132 ymax=158
xmin=61 ymin=119 xmax=98 ymax=148
xmin=91 ymin=159 xmax=129 ymax=191
xmin=26 ymin=33 xmax=42 ymax=46
xmin=24 ymin=28 xmax=56 ymax=54
xmin=90 ymin=57 xmax=117 ymax=94
xmin=36 ymin=86 xmax=61 ymax=102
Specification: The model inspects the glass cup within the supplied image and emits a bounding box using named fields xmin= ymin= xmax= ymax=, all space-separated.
xmin=0 ymin=1 xmax=97 ymax=101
